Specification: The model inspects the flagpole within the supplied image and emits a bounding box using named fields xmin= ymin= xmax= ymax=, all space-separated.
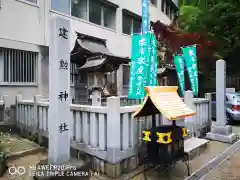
xmin=142 ymin=0 xmax=149 ymax=34
xmin=140 ymin=0 xmax=150 ymax=103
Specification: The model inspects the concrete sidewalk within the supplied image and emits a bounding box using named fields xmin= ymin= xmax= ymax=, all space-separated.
xmin=130 ymin=141 xmax=230 ymax=180
xmin=202 ymin=151 xmax=240 ymax=180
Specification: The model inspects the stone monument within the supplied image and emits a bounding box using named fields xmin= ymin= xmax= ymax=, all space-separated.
xmin=206 ymin=60 xmax=237 ymax=143
xmin=34 ymin=16 xmax=90 ymax=180
xmin=48 ymin=16 xmax=71 ymax=165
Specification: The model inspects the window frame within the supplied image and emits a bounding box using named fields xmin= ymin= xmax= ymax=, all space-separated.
xmin=50 ymin=0 xmax=117 ymax=30
xmin=16 ymin=0 xmax=39 ymax=7
xmin=71 ymin=0 xmax=88 ymax=20
xmin=88 ymin=0 xmax=103 ymax=26
xmin=51 ymin=0 xmax=71 ymax=15
xmin=0 ymin=48 xmax=38 ymax=85
xmin=122 ymin=13 xmax=133 ymax=35
xmin=122 ymin=11 xmax=142 ymax=35
xmin=103 ymin=4 xmax=117 ymax=30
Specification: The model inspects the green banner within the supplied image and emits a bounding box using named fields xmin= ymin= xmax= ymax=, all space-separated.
xmin=147 ymin=33 xmax=158 ymax=86
xmin=181 ymin=45 xmax=198 ymax=96
xmin=128 ymin=34 xmax=150 ymax=99
xmin=174 ymin=55 xmax=185 ymax=96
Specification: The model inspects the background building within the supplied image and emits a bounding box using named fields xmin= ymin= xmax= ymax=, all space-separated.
xmin=0 ymin=0 xmax=178 ymax=105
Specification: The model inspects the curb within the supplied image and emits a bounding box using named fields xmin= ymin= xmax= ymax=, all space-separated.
xmin=185 ymin=140 xmax=240 ymax=180
xmin=7 ymin=147 xmax=46 ymax=160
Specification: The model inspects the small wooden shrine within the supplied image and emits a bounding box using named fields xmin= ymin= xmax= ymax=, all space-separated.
xmin=70 ymin=32 xmax=129 ymax=103
xmin=133 ymin=86 xmax=196 ymax=177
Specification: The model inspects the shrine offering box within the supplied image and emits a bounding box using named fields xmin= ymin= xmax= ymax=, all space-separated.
xmin=133 ymin=86 xmax=196 ymax=166
xmin=143 ymin=125 xmax=187 ymax=165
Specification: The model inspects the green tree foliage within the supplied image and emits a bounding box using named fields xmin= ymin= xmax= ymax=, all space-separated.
xmin=179 ymin=0 xmax=240 ymax=58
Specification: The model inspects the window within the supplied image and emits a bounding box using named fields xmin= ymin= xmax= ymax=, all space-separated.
xmin=103 ymin=5 xmax=116 ymax=29
xmin=0 ymin=48 xmax=37 ymax=83
xmin=52 ymin=0 xmax=116 ymax=30
xmin=51 ymin=0 xmax=70 ymax=15
xmin=122 ymin=14 xmax=132 ymax=35
xmin=150 ymin=0 xmax=157 ymax=6
xmin=71 ymin=0 xmax=87 ymax=20
xmin=133 ymin=19 xmax=141 ymax=34
xmin=122 ymin=12 xmax=141 ymax=35
xmin=161 ymin=0 xmax=178 ymax=20
xmin=89 ymin=0 xmax=102 ymax=25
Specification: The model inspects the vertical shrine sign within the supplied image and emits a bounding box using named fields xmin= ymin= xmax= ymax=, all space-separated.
xmin=128 ymin=34 xmax=150 ymax=99
xmin=147 ymin=33 xmax=158 ymax=86
xmin=181 ymin=45 xmax=199 ymax=96
xmin=48 ymin=16 xmax=71 ymax=164
xmin=174 ymin=55 xmax=185 ymax=96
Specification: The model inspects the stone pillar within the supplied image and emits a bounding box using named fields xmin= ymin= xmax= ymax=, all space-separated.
xmin=117 ymin=65 xmax=123 ymax=96
xmin=33 ymin=95 xmax=43 ymax=143
xmin=206 ymin=60 xmax=237 ymax=143
xmin=91 ymin=86 xmax=102 ymax=106
xmin=15 ymin=94 xmax=23 ymax=132
xmin=105 ymin=96 xmax=122 ymax=178
xmin=184 ymin=91 xmax=196 ymax=136
xmin=48 ymin=16 xmax=71 ymax=164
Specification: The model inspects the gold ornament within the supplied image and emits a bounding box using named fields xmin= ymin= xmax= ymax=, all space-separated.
xmin=156 ymin=132 xmax=172 ymax=144
xmin=182 ymin=128 xmax=187 ymax=137
xmin=142 ymin=131 xmax=151 ymax=142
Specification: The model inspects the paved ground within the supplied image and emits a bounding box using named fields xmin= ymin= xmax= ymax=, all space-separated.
xmin=131 ymin=121 xmax=240 ymax=180
xmin=2 ymin=122 xmax=240 ymax=180
xmin=0 ymin=152 xmax=48 ymax=180
xmin=0 ymin=140 xmax=235 ymax=180
xmin=132 ymin=141 xmax=230 ymax=180
xmin=203 ymin=151 xmax=240 ymax=180
xmin=232 ymin=122 xmax=240 ymax=135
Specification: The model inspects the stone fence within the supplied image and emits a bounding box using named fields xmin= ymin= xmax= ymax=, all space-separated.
xmin=7 ymin=92 xmax=212 ymax=178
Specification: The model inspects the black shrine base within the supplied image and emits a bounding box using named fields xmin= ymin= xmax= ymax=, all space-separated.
xmin=142 ymin=122 xmax=190 ymax=179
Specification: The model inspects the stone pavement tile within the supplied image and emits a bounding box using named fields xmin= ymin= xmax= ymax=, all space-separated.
xmin=203 ymin=151 xmax=240 ymax=180
xmin=189 ymin=141 xmax=229 ymax=172
xmin=130 ymin=141 xmax=230 ymax=180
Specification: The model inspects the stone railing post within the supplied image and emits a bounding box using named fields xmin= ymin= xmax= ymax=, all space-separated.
xmin=2 ymin=95 xmax=9 ymax=123
xmin=205 ymin=93 xmax=212 ymax=129
xmin=15 ymin=94 xmax=22 ymax=131
xmin=116 ymin=64 xmax=123 ymax=96
xmin=106 ymin=96 xmax=121 ymax=178
xmin=33 ymin=95 xmax=42 ymax=135
xmin=184 ymin=90 xmax=196 ymax=137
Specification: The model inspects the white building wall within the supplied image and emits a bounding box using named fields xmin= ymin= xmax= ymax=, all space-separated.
xmin=0 ymin=0 xmax=176 ymax=104
xmin=0 ymin=0 xmax=46 ymax=45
